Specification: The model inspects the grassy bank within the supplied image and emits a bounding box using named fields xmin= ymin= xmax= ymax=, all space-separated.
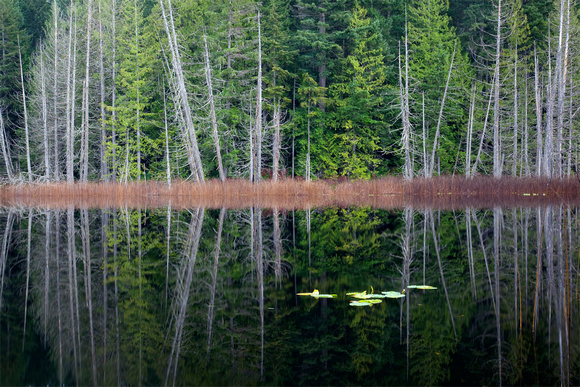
xmin=1 ymin=176 xmax=579 ymax=210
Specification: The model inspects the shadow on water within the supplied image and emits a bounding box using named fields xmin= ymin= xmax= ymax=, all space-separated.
xmin=0 ymin=192 xmax=577 ymax=385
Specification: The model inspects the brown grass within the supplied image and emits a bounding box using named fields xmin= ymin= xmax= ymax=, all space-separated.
xmin=0 ymin=176 xmax=579 ymax=210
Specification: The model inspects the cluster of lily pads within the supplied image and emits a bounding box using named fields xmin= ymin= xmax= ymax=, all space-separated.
xmin=297 ymin=285 xmax=437 ymax=307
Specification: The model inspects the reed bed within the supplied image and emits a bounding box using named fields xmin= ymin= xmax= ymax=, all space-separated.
xmin=0 ymin=176 xmax=579 ymax=210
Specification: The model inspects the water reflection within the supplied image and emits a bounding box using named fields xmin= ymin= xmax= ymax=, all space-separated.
xmin=0 ymin=206 xmax=577 ymax=385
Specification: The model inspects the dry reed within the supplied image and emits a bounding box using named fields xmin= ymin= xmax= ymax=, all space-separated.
xmin=0 ymin=176 xmax=579 ymax=210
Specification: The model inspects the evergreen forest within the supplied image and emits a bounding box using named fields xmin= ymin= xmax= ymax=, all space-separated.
xmin=0 ymin=0 xmax=577 ymax=183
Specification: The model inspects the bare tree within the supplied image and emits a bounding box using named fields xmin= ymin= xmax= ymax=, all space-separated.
xmin=203 ymin=34 xmax=225 ymax=181
xmin=159 ymin=0 xmax=204 ymax=182
xmin=80 ymin=0 xmax=94 ymax=182
xmin=18 ymin=36 xmax=31 ymax=181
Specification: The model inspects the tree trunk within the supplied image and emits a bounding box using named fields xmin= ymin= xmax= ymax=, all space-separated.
xmin=429 ymin=42 xmax=455 ymax=177
xmin=53 ymin=1 xmax=60 ymax=180
xmin=134 ymin=0 xmax=141 ymax=181
xmin=493 ymin=0 xmax=502 ymax=179
xmin=254 ymin=11 xmax=263 ymax=182
xmin=81 ymin=0 xmax=93 ymax=182
xmin=99 ymin=0 xmax=107 ymax=180
xmin=512 ymin=41 xmax=518 ymax=176
xmin=41 ymin=48 xmax=50 ymax=179
xmin=18 ymin=37 xmax=32 ymax=181
xmin=163 ymin=82 xmax=171 ymax=186
xmin=111 ymin=0 xmax=117 ymax=181
xmin=159 ymin=0 xmax=204 ymax=182
xmin=203 ymin=34 xmax=225 ymax=181
xmin=0 ymin=108 xmax=13 ymax=180
xmin=534 ymin=46 xmax=543 ymax=176
xmin=272 ymin=99 xmax=281 ymax=181
xmin=465 ymin=85 xmax=475 ymax=177
xmin=65 ymin=2 xmax=74 ymax=183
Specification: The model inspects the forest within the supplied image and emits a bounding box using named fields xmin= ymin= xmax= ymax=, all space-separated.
xmin=0 ymin=0 xmax=577 ymax=183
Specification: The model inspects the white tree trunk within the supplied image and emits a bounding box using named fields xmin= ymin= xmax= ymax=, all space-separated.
xmin=428 ymin=43 xmax=455 ymax=177
xmin=534 ymin=46 xmax=543 ymax=176
xmin=41 ymin=48 xmax=50 ymax=179
xmin=0 ymin=108 xmax=13 ymax=180
xmin=65 ymin=2 xmax=74 ymax=183
xmin=99 ymin=0 xmax=107 ymax=180
xmin=493 ymin=0 xmax=502 ymax=178
xmin=53 ymin=1 xmax=60 ymax=180
xmin=272 ymin=99 xmax=281 ymax=181
xmin=111 ymin=0 xmax=117 ymax=181
xmin=512 ymin=41 xmax=518 ymax=176
xmin=163 ymin=83 xmax=171 ymax=187
xmin=465 ymin=85 xmax=475 ymax=177
xmin=159 ymin=0 xmax=204 ymax=182
xmin=18 ymin=36 xmax=32 ymax=181
xmin=254 ymin=11 xmax=263 ymax=182
xmin=81 ymin=0 xmax=93 ymax=182
xmin=203 ymin=34 xmax=225 ymax=181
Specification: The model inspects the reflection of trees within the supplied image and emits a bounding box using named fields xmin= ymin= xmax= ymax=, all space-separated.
xmin=0 ymin=206 xmax=576 ymax=385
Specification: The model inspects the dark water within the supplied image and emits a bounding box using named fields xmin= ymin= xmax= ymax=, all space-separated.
xmin=0 ymin=205 xmax=577 ymax=386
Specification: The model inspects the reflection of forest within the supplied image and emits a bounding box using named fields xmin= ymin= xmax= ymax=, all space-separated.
xmin=0 ymin=206 xmax=577 ymax=385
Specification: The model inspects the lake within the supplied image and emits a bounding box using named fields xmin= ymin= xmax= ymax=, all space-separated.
xmin=0 ymin=204 xmax=577 ymax=385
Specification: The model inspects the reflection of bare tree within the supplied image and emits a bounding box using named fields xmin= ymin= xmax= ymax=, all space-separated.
xmin=66 ymin=206 xmax=79 ymax=383
xmin=23 ymin=209 xmax=32 ymax=351
xmin=81 ymin=208 xmax=97 ymax=384
xmin=207 ymin=208 xmax=225 ymax=359
xmin=401 ymin=208 xmax=413 ymax=380
xmin=252 ymin=207 xmax=265 ymax=380
xmin=493 ymin=207 xmax=502 ymax=386
xmin=165 ymin=208 xmax=205 ymax=387
xmin=429 ymin=209 xmax=457 ymax=340
xmin=273 ymin=208 xmax=282 ymax=288
xmin=0 ymin=211 xmax=15 ymax=311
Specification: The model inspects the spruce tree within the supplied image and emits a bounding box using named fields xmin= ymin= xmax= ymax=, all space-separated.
xmin=327 ymin=4 xmax=385 ymax=179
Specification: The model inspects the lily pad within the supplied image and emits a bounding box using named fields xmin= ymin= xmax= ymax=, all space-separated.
xmin=407 ymin=285 xmax=437 ymax=290
xmin=347 ymin=288 xmax=391 ymax=299
xmin=350 ymin=299 xmax=382 ymax=307
xmin=381 ymin=291 xmax=406 ymax=298
xmin=296 ymin=289 xmax=336 ymax=298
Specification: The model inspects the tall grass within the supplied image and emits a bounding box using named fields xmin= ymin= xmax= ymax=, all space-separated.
xmin=1 ymin=176 xmax=579 ymax=210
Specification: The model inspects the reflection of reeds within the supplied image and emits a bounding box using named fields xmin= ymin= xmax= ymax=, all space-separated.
xmin=1 ymin=176 xmax=579 ymax=210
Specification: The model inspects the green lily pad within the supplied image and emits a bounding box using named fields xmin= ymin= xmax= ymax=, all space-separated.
xmin=350 ymin=299 xmax=382 ymax=307
xmin=407 ymin=285 xmax=437 ymax=290
xmin=381 ymin=291 xmax=406 ymax=298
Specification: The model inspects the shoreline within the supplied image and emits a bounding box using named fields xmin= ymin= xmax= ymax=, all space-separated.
xmin=1 ymin=176 xmax=579 ymax=210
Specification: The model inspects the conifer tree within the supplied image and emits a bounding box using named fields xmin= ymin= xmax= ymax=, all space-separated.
xmin=327 ymin=4 xmax=385 ymax=179
xmin=406 ymin=0 xmax=470 ymax=175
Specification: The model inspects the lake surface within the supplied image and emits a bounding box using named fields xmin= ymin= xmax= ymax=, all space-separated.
xmin=0 ymin=204 xmax=577 ymax=385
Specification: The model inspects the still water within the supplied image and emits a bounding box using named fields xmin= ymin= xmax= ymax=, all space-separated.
xmin=0 ymin=205 xmax=577 ymax=385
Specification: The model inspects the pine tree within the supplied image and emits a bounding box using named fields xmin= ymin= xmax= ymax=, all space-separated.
xmin=327 ymin=4 xmax=385 ymax=179
xmin=108 ymin=0 xmax=158 ymax=182
xmin=407 ymin=0 xmax=471 ymax=175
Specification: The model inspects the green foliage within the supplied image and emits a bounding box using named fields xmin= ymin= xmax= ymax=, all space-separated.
xmin=106 ymin=0 xmax=161 ymax=181
xmin=326 ymin=4 xmax=386 ymax=179
xmin=407 ymin=0 xmax=472 ymax=174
